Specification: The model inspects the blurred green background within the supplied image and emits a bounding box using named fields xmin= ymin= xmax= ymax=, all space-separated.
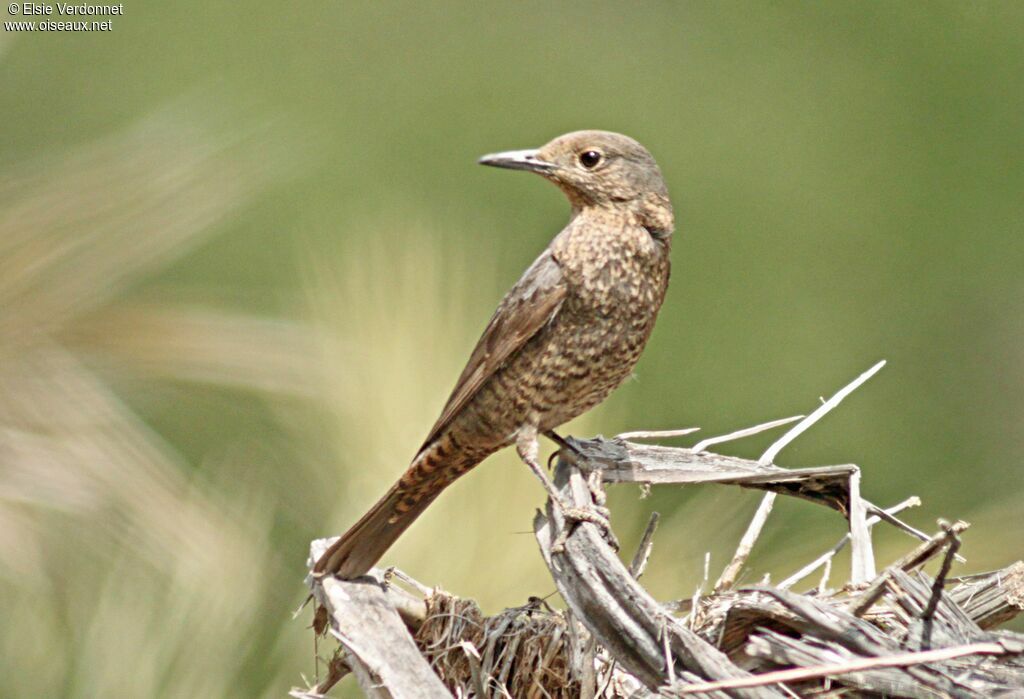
xmin=2 ymin=2 xmax=1022 ymax=696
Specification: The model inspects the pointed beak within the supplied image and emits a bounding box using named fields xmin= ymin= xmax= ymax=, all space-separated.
xmin=477 ymin=148 xmax=558 ymax=173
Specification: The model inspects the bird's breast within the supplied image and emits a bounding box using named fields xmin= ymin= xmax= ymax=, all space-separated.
xmin=555 ymin=221 xmax=669 ymax=317
xmin=527 ymin=221 xmax=670 ymax=427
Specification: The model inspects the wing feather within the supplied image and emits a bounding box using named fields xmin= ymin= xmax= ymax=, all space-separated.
xmin=420 ymin=248 xmax=566 ymax=450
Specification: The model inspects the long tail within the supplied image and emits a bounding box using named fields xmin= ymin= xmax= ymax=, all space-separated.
xmin=312 ymin=481 xmax=437 ymax=578
xmin=313 ymin=440 xmax=480 ymax=578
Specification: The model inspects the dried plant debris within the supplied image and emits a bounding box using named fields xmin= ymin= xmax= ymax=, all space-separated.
xmin=300 ymin=363 xmax=1024 ymax=698
xmin=416 ymin=594 xmax=585 ymax=698
xmin=300 ymin=554 xmax=1024 ymax=697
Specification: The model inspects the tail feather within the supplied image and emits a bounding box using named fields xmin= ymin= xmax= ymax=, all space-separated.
xmin=315 ymin=432 xmax=493 ymax=578
xmin=313 ymin=480 xmax=440 ymax=578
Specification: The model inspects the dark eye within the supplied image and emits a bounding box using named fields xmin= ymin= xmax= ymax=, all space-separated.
xmin=578 ymin=150 xmax=602 ymax=169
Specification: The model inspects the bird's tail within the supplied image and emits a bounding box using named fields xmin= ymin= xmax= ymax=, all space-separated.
xmin=314 ymin=443 xmax=476 ymax=578
xmin=312 ymin=481 xmax=437 ymax=579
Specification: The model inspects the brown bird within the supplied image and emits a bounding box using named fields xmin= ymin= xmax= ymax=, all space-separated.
xmin=314 ymin=130 xmax=674 ymax=578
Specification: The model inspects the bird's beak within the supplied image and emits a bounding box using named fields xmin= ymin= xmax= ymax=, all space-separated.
xmin=477 ymin=149 xmax=558 ymax=173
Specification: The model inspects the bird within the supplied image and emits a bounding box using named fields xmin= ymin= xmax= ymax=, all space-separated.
xmin=314 ymin=130 xmax=675 ymax=579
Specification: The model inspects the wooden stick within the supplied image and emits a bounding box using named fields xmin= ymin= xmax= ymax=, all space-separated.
xmin=317 ymin=576 xmax=450 ymax=698
xmin=848 ymin=469 xmax=876 ymax=583
xmin=670 ymin=641 xmax=1018 ymax=694
xmin=616 ymin=426 xmax=701 ymax=440
xmin=950 ymin=561 xmax=1024 ymax=629
xmin=690 ymin=415 xmax=804 ymax=453
xmin=759 ymin=360 xmax=886 ymax=466
xmin=628 ymin=512 xmax=660 ymax=579
xmin=867 ymin=504 xmax=967 ymax=563
xmin=714 ymin=491 xmax=777 ymax=593
xmin=777 ymin=497 xmax=920 ymax=590
xmin=847 ymin=520 xmax=970 ymax=617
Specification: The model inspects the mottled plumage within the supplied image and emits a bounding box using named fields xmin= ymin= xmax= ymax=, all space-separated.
xmin=315 ymin=131 xmax=675 ymax=578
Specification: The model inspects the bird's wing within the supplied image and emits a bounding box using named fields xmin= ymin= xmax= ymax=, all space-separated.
xmin=420 ymin=247 xmax=567 ymax=450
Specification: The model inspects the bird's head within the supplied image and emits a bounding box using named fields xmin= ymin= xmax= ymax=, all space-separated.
xmin=478 ymin=130 xmax=674 ymax=238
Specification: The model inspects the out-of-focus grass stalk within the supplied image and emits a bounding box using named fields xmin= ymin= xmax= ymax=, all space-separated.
xmin=0 ymin=106 xmax=324 ymax=698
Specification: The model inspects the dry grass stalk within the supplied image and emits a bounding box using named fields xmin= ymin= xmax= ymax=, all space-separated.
xmin=302 ymin=363 xmax=1024 ymax=697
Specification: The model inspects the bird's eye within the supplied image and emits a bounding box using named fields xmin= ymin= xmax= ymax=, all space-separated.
xmin=578 ymin=150 xmax=602 ymax=169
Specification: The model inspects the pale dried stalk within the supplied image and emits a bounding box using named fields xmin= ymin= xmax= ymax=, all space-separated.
xmin=759 ymin=359 xmax=886 ymax=466
xmin=616 ymin=426 xmax=701 ymax=440
xmin=670 ymin=641 xmax=1021 ymax=695
xmin=303 ymin=359 xmax=1024 ymax=698
xmin=691 ymin=415 xmax=804 ymax=453
xmin=629 ymin=512 xmax=660 ymax=579
xmin=778 ymin=496 xmax=921 ymax=590
xmin=714 ymin=492 xmax=777 ymax=593
xmin=715 ymin=361 xmax=886 ymax=592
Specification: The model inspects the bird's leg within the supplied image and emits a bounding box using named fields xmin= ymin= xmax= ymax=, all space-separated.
xmin=517 ymin=426 xmax=618 ymax=553
xmin=545 ymin=429 xmax=611 ymax=523
xmin=516 ymin=427 xmax=567 ymax=508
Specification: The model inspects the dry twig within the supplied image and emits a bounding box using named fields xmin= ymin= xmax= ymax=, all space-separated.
xmin=301 ymin=361 xmax=1024 ymax=698
xmin=669 ymin=641 xmax=1022 ymax=695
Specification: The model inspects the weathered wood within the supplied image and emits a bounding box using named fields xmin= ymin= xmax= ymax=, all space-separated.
xmin=301 ymin=539 xmax=447 ymax=698
xmin=718 ymin=586 xmax=1019 ymax=697
xmin=951 ymin=561 xmax=1024 ymax=629
xmin=568 ymin=436 xmax=890 ymax=590
xmin=571 ymin=436 xmax=858 ymax=512
xmin=714 ymin=492 xmax=779 ymax=593
xmin=315 ymin=574 xmax=450 ymax=699
xmin=683 ymin=555 xmax=1024 ymax=697
xmin=535 ymin=457 xmax=785 ymax=698
xmin=847 ymin=468 xmax=876 ymax=582
xmin=690 ymin=636 xmax=1021 ymax=697
xmin=629 ymin=511 xmax=660 ymax=579
xmin=745 ymin=629 xmax=935 ymax=697
xmin=299 ymin=362 xmax=1024 ymax=698
xmin=847 ymin=520 xmax=970 ymax=617
xmin=303 ymin=502 xmax=1024 ymax=699
xmin=777 ymin=496 xmax=921 ymax=590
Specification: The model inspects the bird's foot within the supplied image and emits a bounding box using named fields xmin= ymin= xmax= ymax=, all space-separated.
xmin=552 ymin=499 xmax=620 ymax=553
xmin=518 ymin=426 xmax=619 ymax=552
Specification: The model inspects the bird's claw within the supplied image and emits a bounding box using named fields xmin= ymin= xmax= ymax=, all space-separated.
xmin=551 ymin=500 xmax=620 ymax=553
xmin=544 ymin=430 xmax=585 ymax=468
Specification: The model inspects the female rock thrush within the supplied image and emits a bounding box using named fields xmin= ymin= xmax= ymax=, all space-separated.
xmin=315 ymin=130 xmax=674 ymax=578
